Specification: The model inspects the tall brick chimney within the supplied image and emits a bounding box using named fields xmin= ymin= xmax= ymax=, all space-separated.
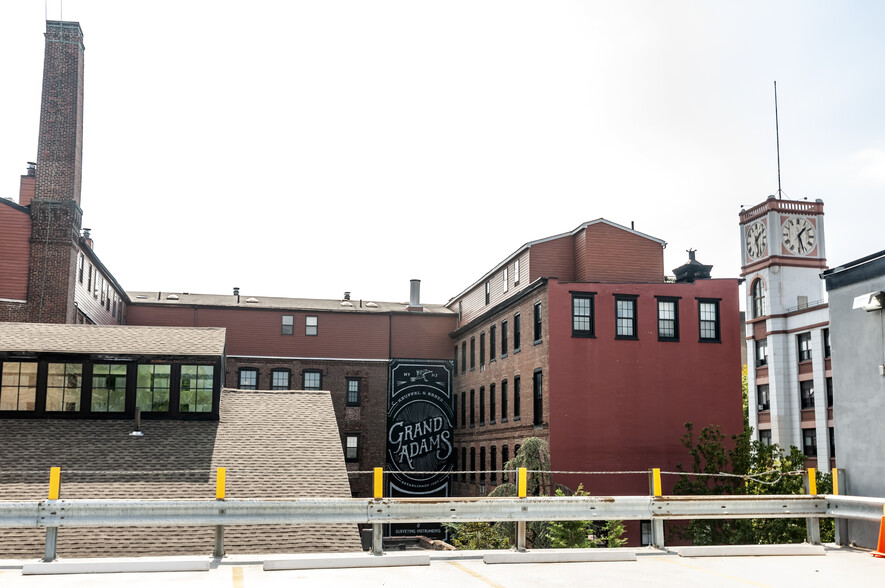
xmin=18 ymin=162 xmax=36 ymax=206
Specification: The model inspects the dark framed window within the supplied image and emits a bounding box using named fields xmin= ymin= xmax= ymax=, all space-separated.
xmin=501 ymin=320 xmax=508 ymax=357
xmin=461 ymin=341 xmax=467 ymax=373
xmin=572 ymin=293 xmax=595 ymax=337
xmin=698 ymin=299 xmax=721 ymax=342
xmin=514 ymin=313 xmax=521 ymax=351
xmin=533 ymin=302 xmax=542 ymax=343
xmin=281 ymin=315 xmax=294 ymax=335
xmin=453 ymin=446 xmax=459 ymax=476
xmin=344 ymin=434 xmax=360 ymax=462
xmin=826 ymin=377 xmax=833 ymax=408
xmin=305 ymin=316 xmax=318 ymax=336
xmin=453 ymin=346 xmax=458 ymax=376
xmin=489 ymin=383 xmax=496 ymax=423
xmin=490 ymin=325 xmax=497 ymax=360
xmin=802 ymin=428 xmax=817 ymax=457
xmin=87 ymin=263 xmax=93 ymax=291
xmin=533 ymin=369 xmax=543 ymax=426
xmin=271 ymin=369 xmax=290 ymax=390
xmin=501 ymin=380 xmax=508 ymax=421
xmin=346 ymin=378 xmax=360 ymax=406
xmin=303 ymin=369 xmax=322 ymax=390
xmin=759 ymin=429 xmax=772 ymax=446
xmin=179 ymin=365 xmax=214 ymax=413
xmin=469 ymin=389 xmax=475 ymax=426
xmin=470 ymin=338 xmax=476 ymax=370
xmin=823 ymin=329 xmax=831 ymax=358
xmin=480 ymin=447 xmax=486 ymax=481
xmin=797 ymin=332 xmax=812 ymax=361
xmin=757 ymin=384 xmax=770 ymax=411
xmin=136 ymin=364 xmax=171 ymax=412
xmin=460 ymin=391 xmax=466 ymax=428
xmin=503 ymin=267 xmax=509 ymax=292
xmin=91 ymin=364 xmax=127 ymax=412
xmin=829 ymin=427 xmax=835 ymax=458
xmin=461 ymin=447 xmax=467 ymax=482
xmin=46 ymin=363 xmax=83 ymax=412
xmin=756 ymin=339 xmax=768 ymax=366
xmin=453 ymin=394 xmax=458 ymax=428
xmin=470 ymin=447 xmax=476 ymax=482
xmin=514 ymin=258 xmax=520 ymax=285
xmin=238 ymin=368 xmax=258 ymax=390
xmin=479 ymin=386 xmax=486 ymax=425
xmin=615 ymin=295 xmax=638 ymax=339
xmin=513 ymin=376 xmax=521 ymax=418
xmin=752 ymin=278 xmax=766 ymax=318
xmin=800 ymin=380 xmax=814 ymax=409
xmin=502 ymin=445 xmax=510 ymax=482
xmin=656 ymin=297 xmax=679 ymax=341
xmin=485 ymin=281 xmax=490 ymax=305
xmin=491 ymin=446 xmax=497 ymax=484
xmin=480 ymin=332 xmax=486 ymax=368
xmin=77 ymin=253 xmax=84 ymax=283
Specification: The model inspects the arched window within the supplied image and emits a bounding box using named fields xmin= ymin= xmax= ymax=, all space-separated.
xmin=752 ymin=279 xmax=766 ymax=318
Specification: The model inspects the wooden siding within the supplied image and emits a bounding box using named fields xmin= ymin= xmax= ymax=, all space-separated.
xmin=528 ymin=237 xmax=575 ymax=283
xmin=573 ymin=228 xmax=588 ymax=282
xmin=73 ymin=250 xmax=125 ymax=325
xmin=455 ymin=249 xmax=532 ymax=326
xmin=0 ymin=204 xmax=31 ymax=301
xmin=390 ymin=313 xmax=458 ymax=359
xmin=583 ymin=222 xmax=664 ymax=282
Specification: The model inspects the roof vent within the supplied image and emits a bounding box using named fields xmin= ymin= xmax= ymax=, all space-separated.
xmin=344 ymin=291 xmax=351 ymax=301
xmin=136 ymin=295 xmax=148 ymax=299
xmin=246 ymin=297 xmax=259 ymax=303
xmin=340 ymin=300 xmax=353 ymax=307
xmin=166 ymin=294 xmax=179 ymax=300
xmin=365 ymin=302 xmax=378 ymax=308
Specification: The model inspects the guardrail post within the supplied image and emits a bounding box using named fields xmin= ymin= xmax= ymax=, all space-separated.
xmin=805 ymin=467 xmax=820 ymax=544
xmin=649 ymin=468 xmax=664 ymax=549
xmin=517 ymin=467 xmax=527 ymax=552
xmin=832 ymin=467 xmax=847 ymax=546
xmin=372 ymin=467 xmax=383 ymax=556
xmin=44 ymin=467 xmax=61 ymax=562
xmin=214 ymin=467 xmax=226 ymax=557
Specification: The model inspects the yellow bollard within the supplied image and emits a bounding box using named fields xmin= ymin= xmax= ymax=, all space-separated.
xmin=374 ymin=467 xmax=383 ymax=499
xmin=832 ymin=468 xmax=839 ymax=495
xmin=517 ymin=467 xmax=527 ymax=498
xmin=652 ymin=468 xmax=662 ymax=497
xmin=808 ymin=467 xmax=817 ymax=495
xmin=48 ymin=467 xmax=61 ymax=500
xmin=216 ymin=467 xmax=226 ymax=500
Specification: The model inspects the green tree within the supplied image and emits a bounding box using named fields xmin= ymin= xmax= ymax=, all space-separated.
xmin=444 ymin=521 xmax=510 ymax=550
xmin=547 ymin=484 xmax=627 ymax=548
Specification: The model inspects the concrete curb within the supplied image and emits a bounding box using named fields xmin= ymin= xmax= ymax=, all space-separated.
xmin=263 ymin=552 xmax=430 ymax=571
xmin=484 ymin=548 xmax=637 ymax=564
xmin=22 ymin=556 xmax=211 ymax=575
xmin=673 ymin=544 xmax=827 ymax=557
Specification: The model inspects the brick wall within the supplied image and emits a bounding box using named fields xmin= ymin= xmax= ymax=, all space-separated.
xmin=26 ymin=199 xmax=81 ymax=323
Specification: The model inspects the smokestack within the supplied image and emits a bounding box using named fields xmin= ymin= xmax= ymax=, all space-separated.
xmin=19 ymin=163 xmax=36 ymax=206
xmin=81 ymin=228 xmax=93 ymax=248
xmin=408 ymin=279 xmax=422 ymax=311
xmin=344 ymin=291 xmax=351 ymax=301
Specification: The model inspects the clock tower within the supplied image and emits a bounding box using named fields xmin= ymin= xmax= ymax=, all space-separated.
xmin=739 ymin=196 xmax=833 ymax=467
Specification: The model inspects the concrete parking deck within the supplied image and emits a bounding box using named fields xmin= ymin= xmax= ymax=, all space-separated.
xmin=0 ymin=545 xmax=882 ymax=588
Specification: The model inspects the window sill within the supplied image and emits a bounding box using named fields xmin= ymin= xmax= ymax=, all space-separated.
xmin=489 ymin=358 xmax=496 ymax=364
xmin=513 ymin=348 xmax=521 ymax=354
xmin=533 ymin=424 xmax=544 ymax=429
xmin=479 ymin=422 xmax=485 ymax=427
xmin=572 ymin=333 xmax=596 ymax=338
xmin=513 ymin=416 xmax=520 ymax=421
xmin=500 ymin=418 xmax=508 ymax=423
xmin=501 ymin=353 xmax=508 ymax=359
xmin=490 ymin=420 xmax=496 ymax=425
xmin=615 ymin=336 xmax=639 ymax=341
xmin=533 ymin=340 xmax=543 ymax=346
xmin=698 ymin=339 xmax=722 ymax=344
xmin=658 ymin=338 xmax=679 ymax=343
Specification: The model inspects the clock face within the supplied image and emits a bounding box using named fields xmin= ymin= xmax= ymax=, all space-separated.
xmin=746 ymin=221 xmax=767 ymax=260
xmin=781 ymin=217 xmax=816 ymax=255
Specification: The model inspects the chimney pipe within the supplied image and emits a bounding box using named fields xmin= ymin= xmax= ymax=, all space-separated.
xmin=344 ymin=291 xmax=351 ymax=301
xmin=233 ymin=287 xmax=239 ymax=296
xmin=409 ymin=279 xmax=422 ymax=310
xmin=19 ymin=163 xmax=37 ymax=207
xmin=82 ymin=228 xmax=93 ymax=249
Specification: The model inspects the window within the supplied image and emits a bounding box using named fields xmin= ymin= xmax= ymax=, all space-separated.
xmin=453 ymin=446 xmax=459 ymax=476
xmin=829 ymin=427 xmax=835 ymax=459
xmin=461 ymin=341 xmax=467 ymax=373
xmin=479 ymin=386 xmax=486 ymax=424
xmin=305 ymin=316 xmax=318 ymax=336
xmin=513 ymin=376 xmax=521 ymax=418
xmin=303 ymin=370 xmax=322 ymax=390
xmin=802 ymin=429 xmax=817 ymax=457
xmin=514 ymin=313 xmax=521 ymax=351
xmin=657 ymin=297 xmax=679 ymax=341
xmin=490 ymin=325 xmax=497 ymax=360
xmin=533 ymin=369 xmax=543 ymax=426
xmin=136 ymin=364 xmax=171 ymax=412
xmin=470 ymin=338 xmax=476 ymax=370
xmin=271 ymin=369 xmax=290 ymax=391
xmin=0 ymin=362 xmax=37 ymax=411
xmin=572 ymin=293 xmax=595 ymax=337
xmin=46 ymin=363 xmax=83 ymax=412
xmin=489 ymin=383 xmax=496 ymax=423
xmin=756 ymin=339 xmax=768 ymax=366
xmin=480 ymin=332 xmax=486 ymax=368
xmin=501 ymin=380 xmax=508 ymax=420
xmin=514 ymin=259 xmax=520 ymax=285
xmin=453 ymin=394 xmax=458 ymax=428
xmin=615 ymin=296 xmax=638 ymax=339
xmin=826 ymin=377 xmax=833 ymax=408
xmin=453 ymin=346 xmax=458 ymax=376
xmin=800 ymin=380 xmax=815 ymax=409
xmin=698 ymin=299 xmax=721 ymax=341
xmin=87 ymin=263 xmax=93 ymax=291
xmin=480 ymin=447 xmax=487 ymax=482
xmin=757 ymin=384 xmax=770 ymax=411
xmin=501 ymin=320 xmax=508 ymax=357
xmin=797 ymin=332 xmax=812 ymax=361
xmin=485 ymin=281 xmax=490 ymax=305
xmin=461 ymin=447 xmax=467 ymax=482
xmin=823 ymin=329 xmax=831 ymax=358
xmin=281 ymin=315 xmax=294 ymax=335
xmin=180 ymin=365 xmax=214 ymax=412
xmin=77 ymin=253 xmax=84 ymax=283
xmin=533 ymin=302 xmax=542 ymax=343
xmin=460 ymin=391 xmax=466 ymax=428
xmin=344 ymin=434 xmax=359 ymax=462
xmin=470 ymin=389 xmax=475 ymax=426
xmin=491 ymin=446 xmax=497 ymax=484
xmin=503 ymin=267 xmax=508 ymax=291
xmin=345 ymin=378 xmax=360 ymax=406
xmin=238 ymin=368 xmax=258 ymax=390
xmin=752 ymin=279 xmax=766 ymax=318
xmin=502 ymin=445 xmax=510 ymax=482
xmin=91 ymin=364 xmax=127 ymax=412
xmin=759 ymin=429 xmax=772 ymax=446
xmin=470 ymin=447 xmax=476 ymax=482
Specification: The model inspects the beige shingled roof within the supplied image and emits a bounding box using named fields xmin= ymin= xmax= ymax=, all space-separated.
xmin=0 ymin=389 xmax=360 ymax=557
xmin=0 ymin=322 xmax=226 ymax=356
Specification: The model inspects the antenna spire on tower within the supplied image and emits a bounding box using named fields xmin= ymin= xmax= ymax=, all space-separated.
xmin=774 ymin=81 xmax=783 ymax=198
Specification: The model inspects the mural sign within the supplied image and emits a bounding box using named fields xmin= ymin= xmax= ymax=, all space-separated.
xmin=387 ymin=359 xmax=453 ymax=538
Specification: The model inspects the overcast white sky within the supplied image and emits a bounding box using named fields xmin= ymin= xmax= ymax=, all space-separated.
xmin=1 ymin=1 xmax=882 ymax=306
